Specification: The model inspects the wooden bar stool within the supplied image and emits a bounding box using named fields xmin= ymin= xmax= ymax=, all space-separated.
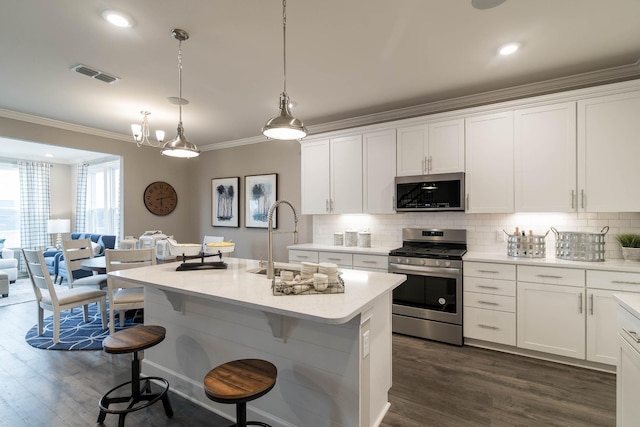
xmin=203 ymin=359 xmax=277 ymax=427
xmin=98 ymin=325 xmax=173 ymax=427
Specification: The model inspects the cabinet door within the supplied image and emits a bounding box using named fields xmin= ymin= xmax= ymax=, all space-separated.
xmin=396 ymin=125 xmax=427 ymax=176
xmin=517 ymin=281 xmax=585 ymax=359
xmin=618 ymin=334 xmax=640 ymax=426
xmin=587 ymin=288 xmax=623 ymax=365
xmin=331 ymin=135 xmax=363 ymax=214
xmin=514 ymin=102 xmax=576 ymax=212
xmin=363 ymin=129 xmax=396 ymax=214
xmin=428 ymin=119 xmax=465 ymax=174
xmin=465 ymin=111 xmax=514 ymax=213
xmin=301 ymin=139 xmax=330 ymax=214
xmin=578 ymin=91 xmax=640 ymax=212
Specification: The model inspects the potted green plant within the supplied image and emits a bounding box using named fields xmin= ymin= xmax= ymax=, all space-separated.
xmin=616 ymin=233 xmax=640 ymax=261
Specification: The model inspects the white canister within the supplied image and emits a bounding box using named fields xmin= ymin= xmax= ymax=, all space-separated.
xmin=333 ymin=232 xmax=344 ymax=246
xmin=120 ymin=236 xmax=138 ymax=250
xmin=358 ymin=232 xmax=371 ymax=248
xmin=344 ymin=230 xmax=358 ymax=247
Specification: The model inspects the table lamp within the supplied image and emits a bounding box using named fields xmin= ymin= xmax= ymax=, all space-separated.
xmin=47 ymin=219 xmax=70 ymax=249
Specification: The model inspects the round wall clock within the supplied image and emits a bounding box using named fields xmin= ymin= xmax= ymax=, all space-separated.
xmin=143 ymin=181 xmax=178 ymax=216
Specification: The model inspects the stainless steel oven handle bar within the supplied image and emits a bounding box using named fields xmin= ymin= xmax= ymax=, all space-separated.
xmin=389 ymin=263 xmax=462 ymax=279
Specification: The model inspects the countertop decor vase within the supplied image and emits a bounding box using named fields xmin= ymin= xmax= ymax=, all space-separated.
xmin=621 ymin=247 xmax=640 ymax=262
xmin=616 ymin=233 xmax=640 ymax=261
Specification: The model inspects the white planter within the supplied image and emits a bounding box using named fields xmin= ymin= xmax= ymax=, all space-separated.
xmin=621 ymin=247 xmax=640 ymax=262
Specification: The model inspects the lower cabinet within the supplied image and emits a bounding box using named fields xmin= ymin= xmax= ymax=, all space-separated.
xmin=288 ymin=249 xmax=388 ymax=272
xmin=587 ymin=288 xmax=620 ymax=365
xmin=617 ymin=303 xmax=640 ymax=426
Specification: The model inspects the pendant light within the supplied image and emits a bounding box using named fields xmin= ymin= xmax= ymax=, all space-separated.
xmin=262 ymin=0 xmax=307 ymax=141
xmin=161 ymin=28 xmax=200 ymax=158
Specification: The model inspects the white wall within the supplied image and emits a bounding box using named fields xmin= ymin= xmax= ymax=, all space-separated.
xmin=312 ymin=211 xmax=640 ymax=259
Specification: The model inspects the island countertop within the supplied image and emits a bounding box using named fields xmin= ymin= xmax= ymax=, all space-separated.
xmin=109 ymin=257 xmax=406 ymax=325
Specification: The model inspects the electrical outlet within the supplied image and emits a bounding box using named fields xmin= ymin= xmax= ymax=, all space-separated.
xmin=362 ymin=330 xmax=370 ymax=358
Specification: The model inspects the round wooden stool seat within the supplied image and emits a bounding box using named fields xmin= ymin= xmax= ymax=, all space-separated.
xmin=98 ymin=325 xmax=173 ymax=427
xmin=204 ymin=359 xmax=277 ymax=427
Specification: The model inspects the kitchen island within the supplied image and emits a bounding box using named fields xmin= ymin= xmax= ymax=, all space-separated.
xmin=109 ymin=257 xmax=406 ymax=427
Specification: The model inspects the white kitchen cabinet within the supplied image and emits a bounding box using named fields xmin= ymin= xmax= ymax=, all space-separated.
xmin=465 ymin=111 xmax=514 ymax=213
xmin=300 ymin=135 xmax=363 ymax=214
xmin=617 ymin=300 xmax=640 ymax=426
xmin=353 ymin=254 xmax=388 ymax=272
xmin=396 ymin=119 xmax=464 ymax=176
xmin=577 ymin=90 xmax=640 ymax=212
xmin=289 ymin=249 xmax=319 ymax=264
xmin=517 ymin=265 xmax=586 ymax=359
xmin=514 ymin=102 xmax=577 ymax=212
xmin=463 ymin=262 xmax=516 ymax=346
xmin=363 ymin=129 xmax=396 ymax=214
xmin=318 ymin=251 xmax=353 ymax=268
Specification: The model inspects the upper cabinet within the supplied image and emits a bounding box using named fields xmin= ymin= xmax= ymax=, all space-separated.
xmin=465 ymin=111 xmax=514 ymax=213
xmin=301 ymin=135 xmax=363 ymax=215
xmin=363 ymin=129 xmax=396 ymax=214
xmin=577 ymin=91 xmax=640 ymax=212
xmin=514 ymin=102 xmax=577 ymax=212
xmin=396 ymin=119 xmax=465 ymax=176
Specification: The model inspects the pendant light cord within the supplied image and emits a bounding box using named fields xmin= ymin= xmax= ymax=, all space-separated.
xmin=178 ymin=38 xmax=183 ymax=125
xmin=282 ymin=0 xmax=287 ymax=96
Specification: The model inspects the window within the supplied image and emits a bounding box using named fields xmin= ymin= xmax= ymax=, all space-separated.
xmin=0 ymin=163 xmax=20 ymax=248
xmin=86 ymin=160 xmax=120 ymax=240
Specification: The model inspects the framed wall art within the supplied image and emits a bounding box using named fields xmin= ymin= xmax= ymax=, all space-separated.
xmin=211 ymin=177 xmax=240 ymax=227
xmin=245 ymin=173 xmax=277 ymax=228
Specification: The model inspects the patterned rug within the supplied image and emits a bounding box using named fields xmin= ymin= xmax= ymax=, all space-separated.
xmin=25 ymin=303 xmax=142 ymax=351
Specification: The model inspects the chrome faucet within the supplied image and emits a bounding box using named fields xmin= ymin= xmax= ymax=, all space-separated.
xmin=267 ymin=200 xmax=299 ymax=279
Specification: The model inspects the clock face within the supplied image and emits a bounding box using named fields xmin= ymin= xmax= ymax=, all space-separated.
xmin=143 ymin=181 xmax=178 ymax=216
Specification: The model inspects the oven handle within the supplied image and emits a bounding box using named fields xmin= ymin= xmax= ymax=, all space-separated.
xmin=389 ymin=263 xmax=461 ymax=278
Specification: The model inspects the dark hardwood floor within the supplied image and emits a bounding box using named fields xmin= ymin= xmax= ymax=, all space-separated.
xmin=1 ymin=300 xmax=615 ymax=426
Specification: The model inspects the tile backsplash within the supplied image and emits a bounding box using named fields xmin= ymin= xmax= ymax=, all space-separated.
xmin=312 ymin=212 xmax=640 ymax=259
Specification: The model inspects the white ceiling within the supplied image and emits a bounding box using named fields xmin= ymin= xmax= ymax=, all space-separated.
xmin=1 ymin=0 xmax=640 ymax=157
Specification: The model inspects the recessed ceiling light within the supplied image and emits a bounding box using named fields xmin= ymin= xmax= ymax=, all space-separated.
xmin=101 ymin=10 xmax=133 ymax=28
xmin=499 ymin=42 xmax=520 ymax=56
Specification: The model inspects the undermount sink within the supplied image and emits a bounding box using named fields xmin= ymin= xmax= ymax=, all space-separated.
xmin=247 ymin=263 xmax=300 ymax=277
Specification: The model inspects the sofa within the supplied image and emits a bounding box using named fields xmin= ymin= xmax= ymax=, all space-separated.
xmin=47 ymin=233 xmax=116 ymax=285
xmin=0 ymin=248 xmax=19 ymax=283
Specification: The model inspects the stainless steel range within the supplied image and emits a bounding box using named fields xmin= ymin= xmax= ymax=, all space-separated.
xmin=388 ymin=228 xmax=467 ymax=345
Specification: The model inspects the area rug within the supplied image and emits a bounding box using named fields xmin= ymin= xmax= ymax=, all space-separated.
xmin=0 ymin=277 xmax=36 ymax=307
xmin=24 ymin=304 xmax=141 ymax=351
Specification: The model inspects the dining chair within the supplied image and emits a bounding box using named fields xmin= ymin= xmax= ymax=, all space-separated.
xmin=105 ymin=248 xmax=155 ymax=335
xmin=61 ymin=238 xmax=108 ymax=289
xmin=22 ymin=249 xmax=107 ymax=344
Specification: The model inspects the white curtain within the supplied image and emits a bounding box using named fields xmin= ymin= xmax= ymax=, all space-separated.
xmin=18 ymin=161 xmax=51 ymax=252
xmin=75 ymin=163 xmax=88 ymax=233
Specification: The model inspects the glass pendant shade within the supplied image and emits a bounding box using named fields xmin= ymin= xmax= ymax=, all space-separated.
xmin=161 ymin=123 xmax=200 ymax=158
xmin=262 ymin=93 xmax=307 ymax=140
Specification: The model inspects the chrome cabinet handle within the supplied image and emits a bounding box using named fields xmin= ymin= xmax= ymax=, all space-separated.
xmin=466 ymin=194 xmax=469 ymax=209
xmin=589 ymin=293 xmax=594 ymax=315
xmin=579 ymin=292 xmax=583 ymax=314
xmin=327 ymin=257 xmax=341 ymax=261
xmin=623 ymin=328 xmax=640 ymax=343
xmin=330 ymin=199 xmax=334 ymax=212
xmin=361 ymin=260 xmax=377 ymax=264
xmin=537 ymin=274 xmax=563 ymax=279
xmin=326 ymin=199 xmax=329 ymax=213
xmin=477 ymin=270 xmax=500 ymax=274
xmin=477 ymin=300 xmax=499 ymax=306
xmin=428 ymin=156 xmax=432 ymax=172
xmin=478 ymin=324 xmax=499 ymax=330
xmin=477 ymin=285 xmax=499 ymax=289
xmin=613 ymin=280 xmax=640 ymax=285
xmin=581 ymin=189 xmax=585 ymax=209
xmin=296 ymin=255 xmax=309 ymax=259
xmin=571 ymin=189 xmax=575 ymax=209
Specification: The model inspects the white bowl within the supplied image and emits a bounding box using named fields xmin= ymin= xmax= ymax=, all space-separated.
xmin=166 ymin=238 xmax=202 ymax=257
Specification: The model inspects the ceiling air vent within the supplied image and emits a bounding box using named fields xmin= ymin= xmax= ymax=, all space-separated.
xmin=71 ymin=64 xmax=120 ymax=84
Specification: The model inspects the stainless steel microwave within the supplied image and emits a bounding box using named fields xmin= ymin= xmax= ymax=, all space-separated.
xmin=395 ymin=172 xmax=465 ymax=212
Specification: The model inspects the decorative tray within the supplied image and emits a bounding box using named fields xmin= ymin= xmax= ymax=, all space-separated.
xmin=272 ymin=276 xmax=345 ymax=296
xmin=176 ymin=261 xmax=227 ymax=271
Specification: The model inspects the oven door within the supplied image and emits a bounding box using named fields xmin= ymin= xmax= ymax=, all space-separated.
xmin=389 ymin=262 xmax=462 ymax=325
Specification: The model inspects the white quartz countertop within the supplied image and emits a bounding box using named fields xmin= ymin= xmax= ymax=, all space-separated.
xmin=288 ymin=243 xmax=396 ymax=256
xmin=109 ymin=257 xmax=406 ymax=325
xmin=464 ymin=252 xmax=640 ymax=273
xmin=615 ymin=293 xmax=640 ymax=319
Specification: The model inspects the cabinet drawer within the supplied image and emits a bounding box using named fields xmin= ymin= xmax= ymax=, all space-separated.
xmin=319 ymin=251 xmax=353 ymax=267
xmin=618 ymin=304 xmax=640 ymax=355
xmin=464 ymin=262 xmax=516 ymax=280
xmin=353 ymin=254 xmax=388 ymax=271
xmin=587 ymin=270 xmax=640 ymax=291
xmin=517 ymin=265 xmax=584 ymax=287
xmin=464 ymin=291 xmax=516 ymax=312
xmin=464 ymin=307 xmax=516 ymax=346
xmin=288 ymin=250 xmax=319 ymax=264
xmin=464 ymin=276 xmax=516 ymax=297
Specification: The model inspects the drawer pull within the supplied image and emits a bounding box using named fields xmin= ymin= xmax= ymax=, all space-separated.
xmin=537 ymin=274 xmax=563 ymax=279
xmin=579 ymin=292 xmax=583 ymax=314
xmin=589 ymin=293 xmax=594 ymax=315
xmin=613 ymin=280 xmax=640 ymax=285
xmin=477 ymin=300 xmax=499 ymax=306
xmin=296 ymin=255 xmax=309 ymax=259
xmin=327 ymin=257 xmax=341 ymax=261
xmin=623 ymin=328 xmax=640 ymax=344
xmin=477 ymin=285 xmax=499 ymax=290
xmin=477 ymin=270 xmax=500 ymax=274
xmin=361 ymin=260 xmax=377 ymax=264
xmin=477 ymin=324 xmax=499 ymax=330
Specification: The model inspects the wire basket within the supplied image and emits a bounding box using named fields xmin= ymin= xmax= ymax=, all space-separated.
xmin=504 ymin=229 xmax=548 ymax=258
xmin=551 ymin=226 xmax=608 ymax=262
xmin=272 ymin=275 xmax=345 ymax=296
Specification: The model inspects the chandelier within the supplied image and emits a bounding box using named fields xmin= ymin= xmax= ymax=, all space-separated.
xmin=262 ymin=0 xmax=307 ymax=141
xmin=131 ymin=111 xmax=165 ymax=148
xmin=161 ymin=28 xmax=200 ymax=158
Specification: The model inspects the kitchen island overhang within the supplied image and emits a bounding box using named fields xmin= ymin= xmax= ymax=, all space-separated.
xmin=109 ymin=257 xmax=406 ymax=427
